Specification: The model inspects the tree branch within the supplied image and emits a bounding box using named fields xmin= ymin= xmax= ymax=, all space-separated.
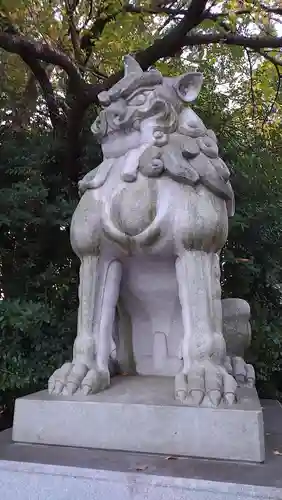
xmin=125 ymin=4 xmax=252 ymax=19
xmin=0 ymin=32 xmax=84 ymax=89
xmin=184 ymin=32 xmax=282 ymax=52
xmin=206 ymin=3 xmax=282 ymax=22
xmin=206 ymin=8 xmax=252 ymax=20
xmin=157 ymin=0 xmax=181 ymax=35
xmin=11 ymin=73 xmax=38 ymax=131
xmin=20 ymin=56 xmax=63 ymax=130
xmin=125 ymin=4 xmax=190 ymax=17
xmin=83 ymin=0 xmax=94 ymax=29
xmin=246 ymin=49 xmax=256 ymax=119
xmin=125 ymin=4 xmax=268 ymax=22
xmin=65 ymin=0 xmax=83 ymax=65
xmin=128 ymin=1 xmax=209 ymax=73
xmin=80 ymin=1 xmax=123 ymax=69
xmin=260 ymin=3 xmax=282 ymax=16
xmin=0 ymin=17 xmax=64 ymax=131
xmin=262 ymin=63 xmax=281 ymax=127
xmin=255 ymin=49 xmax=282 ymax=66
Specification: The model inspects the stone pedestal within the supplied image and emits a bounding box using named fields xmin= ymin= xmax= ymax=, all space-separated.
xmin=12 ymin=375 xmax=264 ymax=462
xmin=0 ymin=400 xmax=281 ymax=500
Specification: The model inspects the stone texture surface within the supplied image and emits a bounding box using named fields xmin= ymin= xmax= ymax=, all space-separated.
xmin=222 ymin=298 xmax=251 ymax=357
xmin=13 ymin=375 xmax=264 ymax=462
xmin=47 ymin=55 xmax=251 ymax=407
xmin=0 ymin=462 xmax=280 ymax=500
xmin=1 ymin=400 xmax=282 ymax=500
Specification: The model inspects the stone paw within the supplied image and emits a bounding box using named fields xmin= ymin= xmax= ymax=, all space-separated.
xmin=225 ymin=356 xmax=255 ymax=388
xmin=174 ymin=360 xmax=237 ymax=407
xmin=48 ymin=362 xmax=110 ymax=396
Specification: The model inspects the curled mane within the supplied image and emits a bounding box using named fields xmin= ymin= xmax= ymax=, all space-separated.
xmin=78 ymin=58 xmax=234 ymax=216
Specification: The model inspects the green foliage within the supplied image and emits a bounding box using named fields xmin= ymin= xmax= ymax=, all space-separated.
xmin=0 ymin=128 xmax=101 ymax=411
xmin=191 ymin=54 xmax=282 ymax=399
xmin=223 ymin=142 xmax=282 ymax=399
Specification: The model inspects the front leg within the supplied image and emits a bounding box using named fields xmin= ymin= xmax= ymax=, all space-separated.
xmin=82 ymin=259 xmax=122 ymax=394
xmin=48 ymin=257 xmax=122 ymax=395
xmin=48 ymin=255 xmax=99 ymax=395
xmin=175 ymin=250 xmax=237 ymax=406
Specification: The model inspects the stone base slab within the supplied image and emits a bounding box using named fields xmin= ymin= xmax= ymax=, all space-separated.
xmin=0 ymin=458 xmax=280 ymax=500
xmin=12 ymin=375 xmax=265 ymax=462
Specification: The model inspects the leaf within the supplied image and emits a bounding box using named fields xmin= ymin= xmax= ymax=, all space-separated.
xmin=134 ymin=465 xmax=149 ymax=471
xmin=230 ymin=45 xmax=244 ymax=60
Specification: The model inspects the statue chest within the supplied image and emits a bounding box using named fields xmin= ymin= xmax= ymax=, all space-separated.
xmin=72 ymin=157 xmax=228 ymax=257
xmin=97 ymin=168 xmax=228 ymax=254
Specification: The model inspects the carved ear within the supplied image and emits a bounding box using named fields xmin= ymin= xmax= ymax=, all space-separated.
xmin=123 ymin=54 xmax=143 ymax=76
xmin=174 ymin=72 xmax=203 ymax=102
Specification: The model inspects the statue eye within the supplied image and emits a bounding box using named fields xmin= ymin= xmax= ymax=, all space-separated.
xmin=127 ymin=92 xmax=147 ymax=106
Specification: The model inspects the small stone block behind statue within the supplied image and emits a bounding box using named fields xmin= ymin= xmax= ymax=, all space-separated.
xmin=12 ymin=56 xmax=265 ymax=461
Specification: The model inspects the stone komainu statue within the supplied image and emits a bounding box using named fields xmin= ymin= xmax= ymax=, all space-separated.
xmin=49 ymin=56 xmax=255 ymax=406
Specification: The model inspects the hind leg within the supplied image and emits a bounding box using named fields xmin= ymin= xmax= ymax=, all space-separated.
xmin=175 ymin=250 xmax=237 ymax=406
xmin=82 ymin=259 xmax=122 ymax=394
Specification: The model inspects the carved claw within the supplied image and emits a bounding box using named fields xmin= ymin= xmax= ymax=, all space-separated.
xmin=190 ymin=390 xmax=204 ymax=406
xmin=175 ymin=373 xmax=187 ymax=402
xmin=232 ymin=357 xmax=246 ymax=384
xmin=54 ymin=381 xmax=64 ymax=395
xmin=225 ymin=392 xmax=236 ymax=405
xmin=82 ymin=385 xmax=91 ymax=396
xmin=67 ymin=382 xmax=78 ymax=395
xmin=229 ymin=357 xmax=256 ymax=387
xmin=208 ymin=390 xmax=222 ymax=407
xmin=187 ymin=365 xmax=205 ymax=405
xmin=48 ymin=362 xmax=73 ymax=395
xmin=223 ymin=371 xmax=237 ymax=396
xmin=175 ymin=360 xmax=237 ymax=407
xmin=224 ymin=356 xmax=233 ymax=375
xmin=48 ymin=378 xmax=55 ymax=394
xmin=81 ymin=368 xmax=101 ymax=394
xmin=48 ymin=362 xmax=110 ymax=396
xmin=246 ymin=364 xmax=256 ymax=387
